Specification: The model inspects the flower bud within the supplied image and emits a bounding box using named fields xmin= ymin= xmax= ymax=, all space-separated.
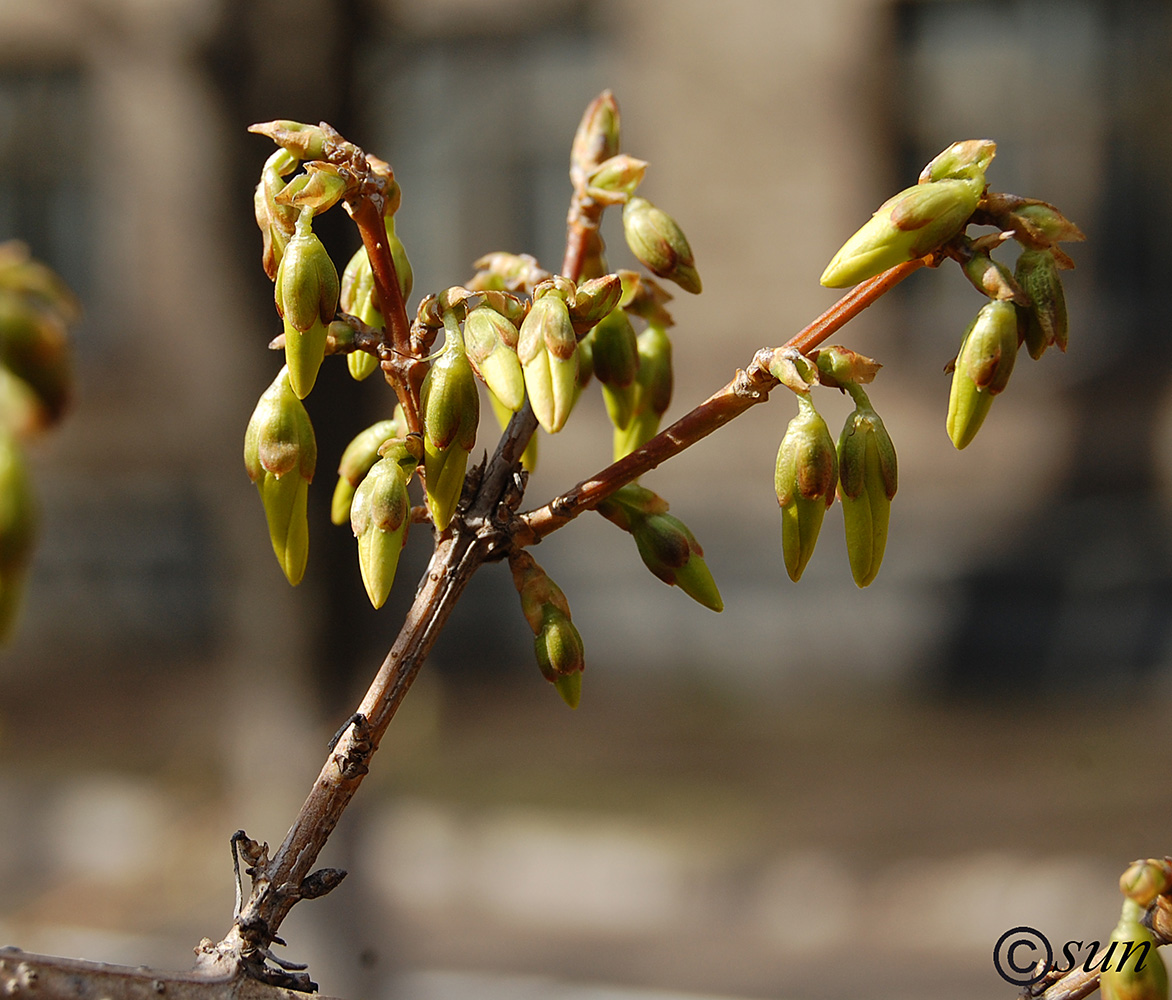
xmin=331 ymin=418 xmax=400 ymax=525
xmin=820 ymin=176 xmax=983 ymax=287
xmin=1015 ymin=249 xmax=1067 ymax=359
xmin=244 ymin=367 xmax=316 ymax=585
xmin=0 ymin=292 xmax=72 ymax=426
xmin=622 ymin=197 xmax=701 ymax=294
xmin=1121 ymin=861 xmax=1172 ymax=909
xmin=469 ymin=252 xmax=551 ymax=294
xmin=274 ymin=210 xmax=340 ymax=398
xmin=420 ymin=319 xmax=479 ymax=529
xmin=837 ymin=395 xmax=897 ymax=588
xmin=961 ymin=247 xmax=1026 ymax=304
xmin=571 ymin=90 xmax=621 ymax=179
xmin=351 ymin=454 xmax=414 ymax=609
xmin=596 ymin=486 xmax=721 ymax=611
xmin=590 ymin=307 xmax=639 ymax=389
xmin=517 ymin=293 xmax=578 ymax=434
xmin=775 ymin=394 xmax=838 ymax=582
xmin=918 ymin=139 xmax=997 ymax=183
xmin=274 ymin=162 xmax=347 ymax=215
xmin=613 ymin=324 xmax=672 ymax=460
xmin=248 ymin=120 xmax=334 ymax=161
xmin=464 ymin=304 xmax=525 ymax=412
xmin=254 ymin=149 xmax=299 ymax=280
xmin=946 ymin=300 xmax=1019 ymax=449
xmin=509 ymin=550 xmax=585 ymax=708
xmin=569 ymin=274 xmax=623 ymax=333
xmin=1100 ymin=899 xmax=1169 ymax=1000
xmin=586 ymin=154 xmax=648 ymax=204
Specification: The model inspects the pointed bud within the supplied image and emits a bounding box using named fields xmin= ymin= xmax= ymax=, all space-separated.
xmin=275 ymin=162 xmax=347 ymax=215
xmin=918 ymin=139 xmax=997 ymax=183
xmin=1100 ymin=900 xmax=1169 ymax=1000
xmin=420 ymin=321 xmax=479 ymax=529
xmin=634 ymin=513 xmax=723 ymax=611
xmin=613 ymin=324 xmax=672 ymax=460
xmin=837 ymin=396 xmax=897 ymax=588
xmin=351 ymin=456 xmax=413 ymax=609
xmin=571 ymin=90 xmax=621 ymax=179
xmin=982 ymin=194 xmax=1086 ymax=250
xmin=274 ymin=210 xmax=339 ymax=398
xmin=586 ymin=154 xmax=648 ymax=204
xmin=1015 ymin=249 xmax=1068 ymax=358
xmin=464 ymin=304 xmax=525 ymax=412
xmin=775 ymin=395 xmax=838 ymax=582
xmin=518 ymin=294 xmax=578 ymax=433
xmin=248 ymin=120 xmax=335 ymax=161
xmin=622 ymin=196 xmax=701 ymax=294
xmin=590 ymin=307 xmax=639 ymax=389
xmin=244 ymin=367 xmax=316 ymax=585
xmin=331 ymin=418 xmax=400 ymax=525
xmin=255 ymin=150 xmax=299 ymax=280
xmin=509 ymin=550 xmax=585 ymax=707
xmin=569 ymin=274 xmax=623 ymax=333
xmin=821 ymin=176 xmax=983 ymax=287
xmin=947 ymin=300 xmax=1019 ymax=449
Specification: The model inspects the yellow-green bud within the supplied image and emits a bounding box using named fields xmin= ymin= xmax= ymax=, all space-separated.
xmin=0 ymin=292 xmax=72 ymax=427
xmin=821 ymin=177 xmax=982 ymax=287
xmin=1121 ymin=861 xmax=1172 ymax=909
xmin=918 ymin=139 xmax=997 ymax=183
xmin=961 ymin=247 xmax=1026 ymax=304
xmin=571 ymin=90 xmax=621 ymax=179
xmin=274 ymin=209 xmax=339 ymax=398
xmin=331 ymin=418 xmax=400 ymax=525
xmin=775 ymin=394 xmax=838 ymax=582
xmin=569 ymin=274 xmax=623 ymax=334
xmin=1015 ymin=249 xmax=1067 ymax=359
xmin=420 ymin=317 xmax=479 ymax=530
xmin=351 ymin=454 xmax=413 ymax=609
xmin=248 ymin=120 xmax=333 ymax=161
xmin=254 ymin=149 xmax=299 ymax=280
xmin=947 ymin=300 xmax=1019 ymax=449
xmin=613 ymin=324 xmax=672 ymax=460
xmin=1101 ymin=899 xmax=1169 ymax=1000
xmin=274 ymin=162 xmax=347 ymax=215
xmin=622 ymin=196 xmax=701 ymax=294
xmin=464 ymin=304 xmax=525 ymax=413
xmin=590 ymin=307 xmax=639 ymax=389
xmin=586 ymin=154 xmax=648 ymax=204
xmin=837 ymin=392 xmax=897 ymax=588
xmin=244 ymin=367 xmax=316 ymax=585
xmin=509 ymin=550 xmax=585 ymax=708
xmin=517 ymin=294 xmax=578 ymax=434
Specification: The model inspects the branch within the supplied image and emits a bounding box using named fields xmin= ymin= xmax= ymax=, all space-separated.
xmin=518 ymin=256 xmax=927 ymax=540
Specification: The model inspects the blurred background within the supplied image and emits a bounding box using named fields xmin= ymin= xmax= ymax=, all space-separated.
xmin=1 ymin=0 xmax=1171 ymax=998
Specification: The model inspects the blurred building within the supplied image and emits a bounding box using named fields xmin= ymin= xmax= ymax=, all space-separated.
xmin=0 ymin=1 xmax=1169 ymax=999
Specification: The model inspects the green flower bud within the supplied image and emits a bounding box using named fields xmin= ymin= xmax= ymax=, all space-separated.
xmin=596 ymin=486 xmax=720 ymax=610
xmin=918 ymin=139 xmax=997 ymax=183
xmin=465 ymin=304 xmax=525 ymax=413
xmin=420 ymin=317 xmax=479 ymax=530
xmin=0 ymin=291 xmax=72 ymax=427
xmin=254 ymin=149 xmax=299 ymax=280
xmin=775 ymin=394 xmax=838 ymax=582
xmin=274 ymin=162 xmax=347 ymax=215
xmin=811 ymin=345 xmax=881 ymax=389
xmin=1100 ymin=899 xmax=1169 ymax=1000
xmin=569 ymin=274 xmax=623 ymax=333
xmin=274 ymin=209 xmax=339 ymax=399
xmin=351 ymin=455 xmax=413 ymax=609
xmin=518 ymin=294 xmax=578 ymax=434
xmin=586 ymin=154 xmax=648 ymax=204
xmin=248 ymin=120 xmax=333 ymax=161
xmin=1015 ymin=249 xmax=1067 ymax=359
xmin=820 ymin=176 xmax=983 ymax=287
xmin=946 ymin=300 xmax=1019 ymax=449
xmin=613 ymin=323 xmax=672 ymax=460
xmin=837 ymin=392 xmax=897 ymax=588
xmin=509 ymin=550 xmax=585 ymax=708
xmin=1121 ymin=861 xmax=1172 ymax=909
xmin=244 ymin=367 xmax=316 ymax=585
xmin=331 ymin=418 xmax=400 ymax=525
xmin=622 ymin=196 xmax=701 ymax=294
xmin=571 ymin=90 xmax=621 ymax=179
xmin=961 ymin=247 xmax=1025 ymax=304
xmin=590 ymin=307 xmax=639 ymax=389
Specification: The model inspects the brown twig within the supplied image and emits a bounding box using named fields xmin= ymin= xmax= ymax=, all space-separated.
xmin=517 ymin=257 xmax=927 ymax=540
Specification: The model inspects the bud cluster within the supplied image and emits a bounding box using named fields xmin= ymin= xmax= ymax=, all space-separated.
xmin=0 ymin=242 xmax=78 ymax=641
xmin=509 ymin=550 xmax=585 ymax=708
